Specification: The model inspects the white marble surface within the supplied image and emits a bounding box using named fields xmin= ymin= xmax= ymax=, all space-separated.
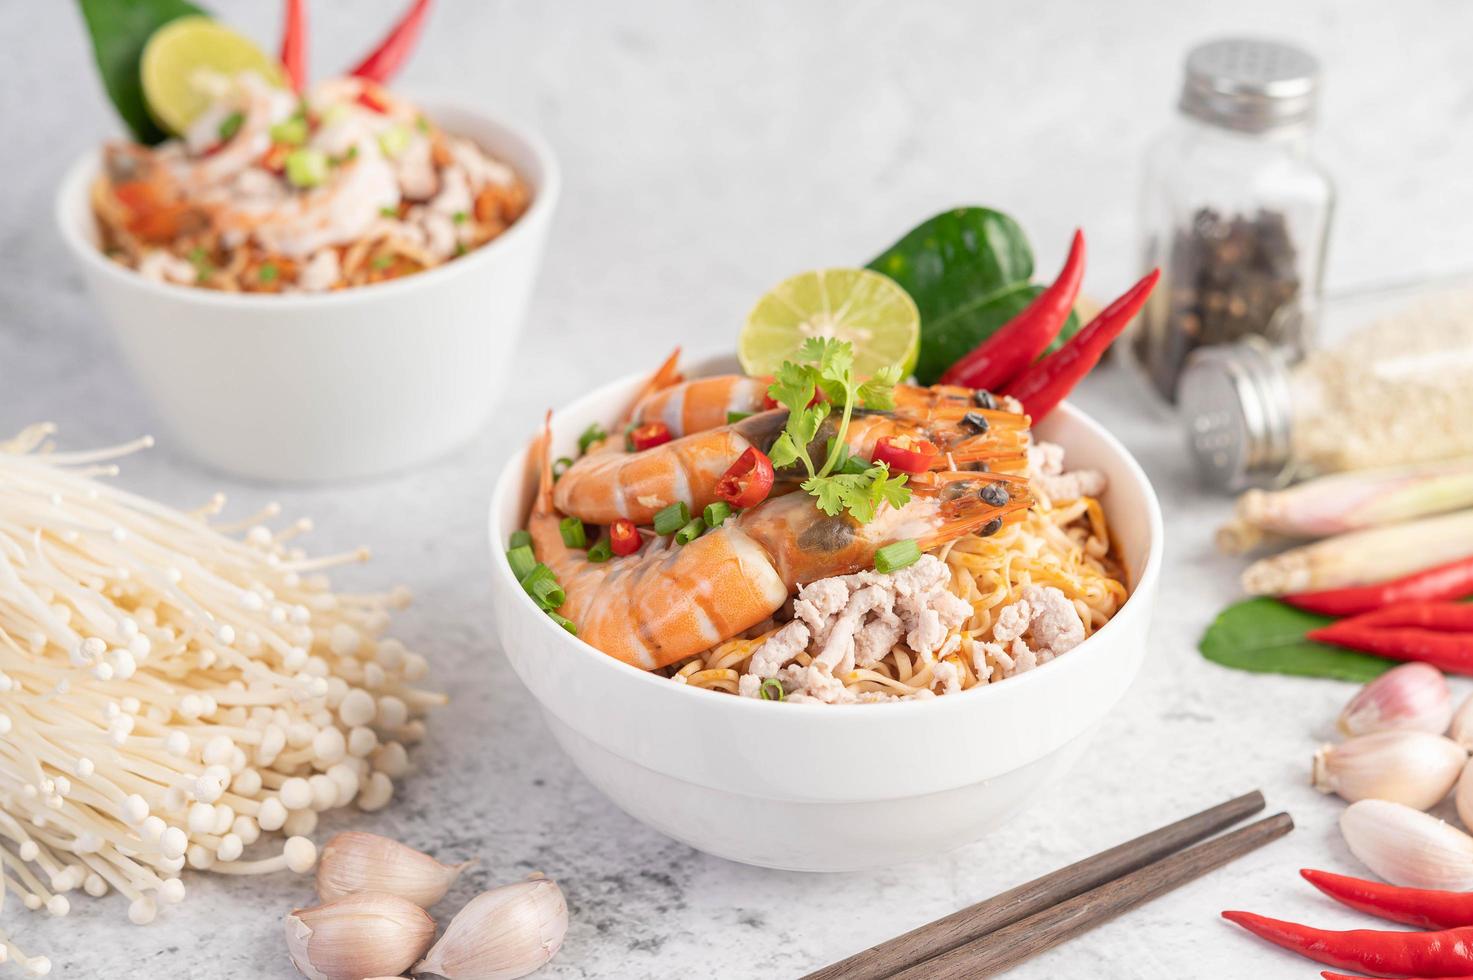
xmin=4 ymin=0 xmax=1473 ymax=976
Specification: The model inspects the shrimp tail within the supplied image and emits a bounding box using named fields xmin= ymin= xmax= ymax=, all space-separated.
xmin=534 ymin=409 xmax=556 ymax=517
xmin=619 ymin=347 xmax=684 ymax=427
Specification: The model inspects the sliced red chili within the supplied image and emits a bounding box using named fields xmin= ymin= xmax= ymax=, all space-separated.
xmin=608 ymin=519 xmax=641 ymax=557
xmin=629 ymin=422 xmax=672 ymax=452
xmin=356 ymin=88 xmax=392 ymax=114
xmin=870 ymin=435 xmax=939 ymax=475
xmin=716 ymin=447 xmax=775 ymax=509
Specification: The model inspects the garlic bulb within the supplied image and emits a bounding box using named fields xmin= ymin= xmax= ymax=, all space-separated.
xmin=1341 ymin=798 xmax=1473 ymax=890
xmin=1338 ymin=662 xmax=1453 ymax=736
xmin=285 ymin=891 xmax=435 ymax=980
xmin=1451 ymin=694 xmax=1473 ymax=750
xmin=317 ymin=832 xmax=470 ymax=908
xmin=413 ymin=876 xmax=567 ymax=980
xmin=1312 ymin=730 xmax=1466 ymax=810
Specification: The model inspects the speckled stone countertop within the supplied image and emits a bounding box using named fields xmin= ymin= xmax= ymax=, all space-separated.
xmin=6 ymin=1 xmax=1473 ymax=976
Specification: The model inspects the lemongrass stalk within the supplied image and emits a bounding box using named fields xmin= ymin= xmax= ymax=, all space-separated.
xmin=1218 ymin=458 xmax=1473 ymax=556
xmin=1242 ymin=508 xmax=1473 ymax=595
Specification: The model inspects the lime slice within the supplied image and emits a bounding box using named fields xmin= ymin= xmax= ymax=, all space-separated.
xmin=141 ymin=16 xmax=283 ymax=134
xmin=740 ymin=268 xmax=921 ymax=380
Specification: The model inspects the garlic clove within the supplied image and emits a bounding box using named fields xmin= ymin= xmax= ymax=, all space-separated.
xmin=1341 ymin=797 xmax=1473 ymax=890
xmin=285 ymin=891 xmax=435 ymax=980
xmin=413 ymin=875 xmax=568 ymax=980
xmin=1312 ymin=730 xmax=1466 ymax=810
xmin=316 ymin=831 xmax=471 ymax=908
xmin=1451 ymin=693 xmax=1473 ymax=750
xmin=1457 ymin=758 xmax=1473 ymax=831
xmin=1338 ymin=662 xmax=1453 ymax=737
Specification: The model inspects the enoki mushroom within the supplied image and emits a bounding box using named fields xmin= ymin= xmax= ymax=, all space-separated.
xmin=0 ymin=425 xmax=445 ymax=974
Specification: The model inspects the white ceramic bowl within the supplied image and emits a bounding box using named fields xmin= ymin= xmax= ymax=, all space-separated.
xmin=488 ymin=365 xmax=1163 ymax=871
xmin=56 ymin=103 xmax=559 ymax=482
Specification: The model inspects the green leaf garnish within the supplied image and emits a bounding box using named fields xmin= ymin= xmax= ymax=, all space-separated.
xmin=765 ymin=339 xmax=909 ymax=524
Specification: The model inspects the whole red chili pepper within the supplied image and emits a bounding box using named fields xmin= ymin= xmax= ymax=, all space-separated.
xmin=1322 ymin=974 xmax=1473 ymax=980
xmin=1308 ymin=623 xmax=1473 ymax=674
xmin=348 ymin=0 xmax=433 ymax=83
xmin=1303 ymin=869 xmax=1473 ymax=930
xmin=1285 ymin=558 xmax=1473 ymax=617
xmin=1223 ymin=910 xmax=1473 ymax=975
xmin=1348 ymin=603 xmax=1473 ymax=632
xmin=939 ymin=229 xmax=1086 ymax=390
xmin=279 ymin=0 xmax=308 ymax=92
xmin=1001 ymin=268 xmax=1160 ymax=421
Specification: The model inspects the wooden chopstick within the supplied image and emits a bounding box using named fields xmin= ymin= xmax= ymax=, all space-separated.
xmin=802 ymin=790 xmax=1266 ymax=980
xmin=890 ymin=811 xmax=1294 ymax=979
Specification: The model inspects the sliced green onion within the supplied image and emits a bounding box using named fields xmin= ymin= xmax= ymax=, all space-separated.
xmin=453 ymin=210 xmax=468 ymax=225
xmin=726 ymin=411 xmax=752 ymax=424
xmin=217 ymin=111 xmax=244 ymax=142
xmin=674 ymin=518 xmax=705 ymax=545
xmin=577 ymin=424 xmax=607 ymax=456
xmin=379 ymin=205 xmax=399 ymax=218
xmin=547 ymin=611 xmax=577 ymax=635
xmin=874 ymin=539 xmax=921 ymax=574
xmin=703 ymin=502 xmax=733 ymax=528
xmin=559 ymin=517 xmax=587 ymax=549
xmin=521 ymin=564 xmax=565 ymax=610
xmin=415 ymin=114 xmax=431 ymax=133
xmin=759 ymin=678 xmax=785 ymax=701
xmin=257 ymin=262 xmax=279 ymax=284
xmin=377 ymin=124 xmax=412 ymax=157
xmin=508 ymin=530 xmax=532 ymax=550
xmin=552 ymin=456 xmax=574 ymax=480
xmin=371 ymin=254 xmax=394 ymax=271
xmin=586 ymin=536 xmax=613 ymax=563
xmin=269 ymin=116 xmax=309 ymax=146
xmin=506 ymin=545 xmax=537 ymax=581
xmin=285 ymin=147 xmax=329 ymax=188
xmin=653 ymin=502 xmax=690 ymax=536
xmin=453 ymin=242 xmax=467 ymax=257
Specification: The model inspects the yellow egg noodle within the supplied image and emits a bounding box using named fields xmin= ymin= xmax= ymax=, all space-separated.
xmin=669 ymin=489 xmax=1126 ymax=698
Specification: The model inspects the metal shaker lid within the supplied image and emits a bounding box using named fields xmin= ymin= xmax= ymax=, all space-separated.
xmin=1179 ymin=38 xmax=1320 ymax=133
xmin=1178 ymin=336 xmax=1296 ymax=490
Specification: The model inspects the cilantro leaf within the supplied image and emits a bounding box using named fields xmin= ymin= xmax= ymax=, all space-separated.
xmin=858 ymin=364 xmax=904 ymax=410
xmin=762 ymin=338 xmax=907 ymax=524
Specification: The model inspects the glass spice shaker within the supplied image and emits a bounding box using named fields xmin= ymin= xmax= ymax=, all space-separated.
xmin=1130 ymin=37 xmax=1334 ymax=403
xmin=1180 ymin=289 xmax=1473 ymax=490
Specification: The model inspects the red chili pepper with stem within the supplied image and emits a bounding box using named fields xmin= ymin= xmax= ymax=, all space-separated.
xmin=279 ymin=0 xmax=308 ymax=91
xmin=1302 ymin=869 xmax=1473 ymax=930
xmin=716 ymin=447 xmax=775 ymax=508
xmin=940 ymin=229 xmax=1086 ymax=390
xmin=608 ymin=519 xmax=641 ymax=557
xmin=1344 ymin=603 xmax=1473 ymax=632
xmin=1001 ymin=268 xmax=1160 ymax=421
xmin=349 ymin=0 xmax=433 ymax=83
xmin=1285 ymin=558 xmax=1473 ymax=617
xmin=1224 ymin=910 xmax=1473 ymax=975
xmin=1308 ymin=623 xmax=1473 ymax=674
xmin=870 ymin=435 xmax=939 ymax=475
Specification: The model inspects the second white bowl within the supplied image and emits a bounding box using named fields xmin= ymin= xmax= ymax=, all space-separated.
xmin=56 ymin=103 xmax=559 ymax=482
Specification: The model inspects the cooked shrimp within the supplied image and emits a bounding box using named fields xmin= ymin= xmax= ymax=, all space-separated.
xmin=530 ymin=419 xmax=1030 ymax=670
xmin=554 ymin=406 xmax=1031 ymax=526
xmin=632 ymin=372 xmax=987 ymax=438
